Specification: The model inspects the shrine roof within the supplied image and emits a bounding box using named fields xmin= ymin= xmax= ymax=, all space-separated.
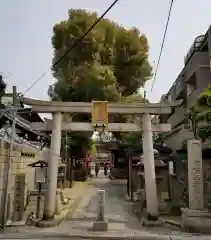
xmin=4 ymin=108 xmax=41 ymax=136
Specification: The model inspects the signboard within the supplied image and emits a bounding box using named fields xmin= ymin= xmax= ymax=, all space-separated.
xmin=35 ymin=168 xmax=47 ymax=183
xmin=91 ymin=101 xmax=108 ymax=127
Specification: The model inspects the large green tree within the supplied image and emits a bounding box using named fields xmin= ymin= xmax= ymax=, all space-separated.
xmin=187 ymin=84 xmax=211 ymax=143
xmin=49 ymin=9 xmax=152 ymax=155
xmin=195 ymin=84 xmax=211 ymax=142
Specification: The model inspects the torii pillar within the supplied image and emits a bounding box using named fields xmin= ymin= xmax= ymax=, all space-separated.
xmin=43 ymin=112 xmax=62 ymax=220
xmin=142 ymin=113 xmax=159 ymax=221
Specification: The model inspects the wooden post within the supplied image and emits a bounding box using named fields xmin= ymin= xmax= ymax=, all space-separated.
xmin=0 ymin=86 xmax=17 ymax=230
xmin=36 ymin=183 xmax=42 ymax=219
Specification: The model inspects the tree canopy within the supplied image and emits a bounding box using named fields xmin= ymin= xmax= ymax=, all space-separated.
xmin=49 ymin=9 xmax=152 ymax=155
xmin=187 ymin=84 xmax=211 ymax=142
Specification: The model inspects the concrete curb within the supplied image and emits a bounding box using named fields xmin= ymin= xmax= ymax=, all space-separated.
xmin=34 ymin=208 xmax=69 ymax=228
xmin=165 ymin=219 xmax=182 ymax=227
xmin=0 ymin=232 xmax=210 ymax=240
xmin=5 ymin=211 xmax=29 ymax=227
xmin=65 ymin=194 xmax=83 ymax=218
xmin=64 ymin=233 xmax=170 ymax=240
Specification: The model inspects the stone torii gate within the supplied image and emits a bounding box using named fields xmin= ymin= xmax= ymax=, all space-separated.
xmin=22 ymin=97 xmax=182 ymax=222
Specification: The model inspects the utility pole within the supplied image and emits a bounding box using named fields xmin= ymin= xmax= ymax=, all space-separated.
xmin=0 ymin=75 xmax=6 ymax=105
xmin=0 ymin=86 xmax=17 ymax=230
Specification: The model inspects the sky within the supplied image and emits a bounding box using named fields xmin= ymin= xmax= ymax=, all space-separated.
xmin=1 ymin=0 xmax=211 ymax=105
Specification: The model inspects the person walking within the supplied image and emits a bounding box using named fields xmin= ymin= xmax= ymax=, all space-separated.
xmin=95 ymin=162 xmax=100 ymax=177
xmin=104 ymin=162 xmax=108 ymax=176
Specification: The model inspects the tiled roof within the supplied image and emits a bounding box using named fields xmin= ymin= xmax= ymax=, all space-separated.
xmin=3 ymin=108 xmax=40 ymax=135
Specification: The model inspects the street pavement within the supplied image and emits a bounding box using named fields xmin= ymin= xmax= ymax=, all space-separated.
xmin=2 ymin=170 xmax=211 ymax=239
xmin=61 ymin=169 xmax=140 ymax=231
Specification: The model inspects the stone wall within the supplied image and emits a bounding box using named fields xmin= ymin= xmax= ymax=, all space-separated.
xmin=0 ymin=139 xmax=41 ymax=222
xmin=171 ymin=158 xmax=211 ymax=210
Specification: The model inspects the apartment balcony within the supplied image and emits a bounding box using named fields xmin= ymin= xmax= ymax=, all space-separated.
xmin=185 ymin=51 xmax=209 ymax=81
xmin=186 ymin=67 xmax=211 ymax=107
xmin=184 ymin=35 xmax=206 ymax=65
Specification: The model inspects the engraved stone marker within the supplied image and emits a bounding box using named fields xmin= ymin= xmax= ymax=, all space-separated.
xmin=92 ymin=189 xmax=108 ymax=231
xmin=181 ymin=140 xmax=211 ymax=233
xmin=97 ymin=189 xmax=105 ymax=221
xmin=187 ymin=140 xmax=204 ymax=210
xmin=13 ymin=174 xmax=25 ymax=221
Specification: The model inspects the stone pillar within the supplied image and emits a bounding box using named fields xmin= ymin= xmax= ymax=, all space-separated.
xmin=188 ymin=139 xmax=204 ymax=210
xmin=54 ymin=190 xmax=62 ymax=215
xmin=181 ymin=139 xmax=211 ymax=233
xmin=97 ymin=189 xmax=105 ymax=221
xmin=43 ymin=113 xmax=62 ymax=220
xmin=142 ymin=113 xmax=158 ymax=219
xmin=92 ymin=189 xmax=108 ymax=231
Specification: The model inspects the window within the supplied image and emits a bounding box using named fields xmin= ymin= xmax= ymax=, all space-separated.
xmin=175 ymin=80 xmax=181 ymax=93
xmin=167 ymin=94 xmax=172 ymax=102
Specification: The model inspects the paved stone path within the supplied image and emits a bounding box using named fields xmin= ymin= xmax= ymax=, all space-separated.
xmin=2 ymin=170 xmax=211 ymax=239
xmin=61 ymin=169 xmax=140 ymax=232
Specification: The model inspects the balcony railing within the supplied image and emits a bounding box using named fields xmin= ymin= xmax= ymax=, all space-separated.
xmin=184 ymin=35 xmax=205 ymax=65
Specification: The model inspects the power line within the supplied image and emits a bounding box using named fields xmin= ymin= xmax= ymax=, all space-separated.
xmin=150 ymin=0 xmax=174 ymax=93
xmin=3 ymin=73 xmax=12 ymax=79
xmin=23 ymin=0 xmax=119 ymax=94
xmin=0 ymin=0 xmax=119 ymax=121
xmin=0 ymin=72 xmax=12 ymax=79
